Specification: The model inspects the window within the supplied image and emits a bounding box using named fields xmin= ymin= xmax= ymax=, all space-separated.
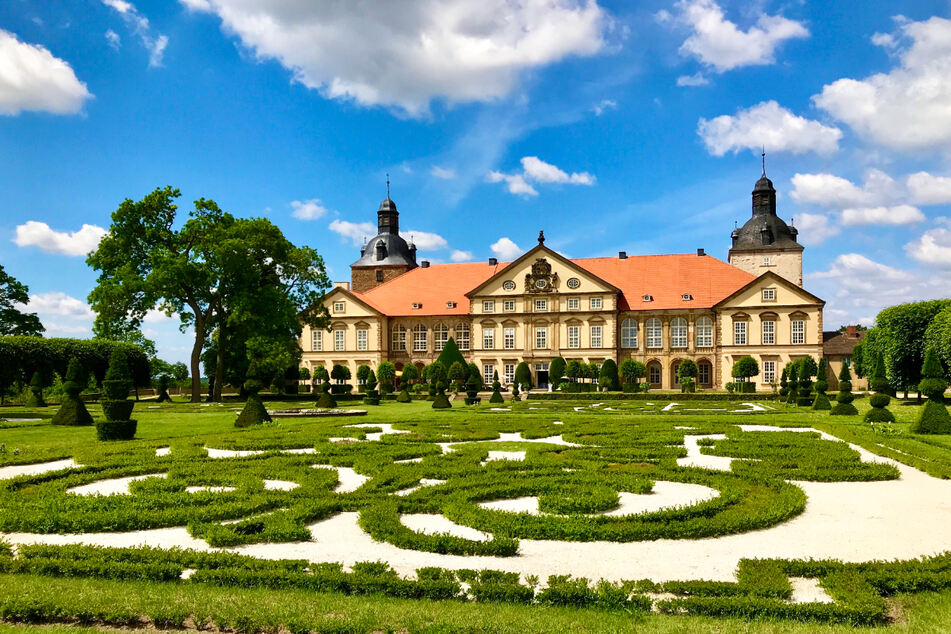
xmin=590 ymin=325 xmax=602 ymax=348
xmin=311 ymin=329 xmax=323 ymax=351
xmin=413 ymin=325 xmax=427 ymax=352
xmin=698 ymin=361 xmax=711 ymax=385
xmin=391 ymin=325 xmax=406 ymax=351
xmin=620 ymin=319 xmax=637 ymax=348
xmin=567 ymin=278 xmax=580 ymax=289
xmin=590 ymin=297 xmax=602 ymax=309
xmin=483 ymin=327 xmax=495 ymax=350
xmin=763 ymin=360 xmax=776 ymax=383
xmin=682 ymin=293 xmax=693 ymax=301
xmin=763 ymin=256 xmax=772 ymax=266
xmin=535 ymin=299 xmax=547 ymax=312
xmin=333 ymin=301 xmax=345 ymax=313
xmin=434 ymin=324 xmax=448 ymax=351
xmin=357 ymin=329 xmax=368 ymax=351
xmin=503 ymin=300 xmax=515 ymax=312
xmin=502 ymin=280 xmax=516 ymax=291
xmin=567 ymin=325 xmax=580 ymax=349
xmin=671 ymin=317 xmax=687 ymax=349
xmin=648 ymin=363 xmax=661 ymax=385
xmin=535 ymin=326 xmax=548 ymax=349
xmin=503 ymin=327 xmax=516 ymax=350
xmin=792 ymin=320 xmax=805 ymax=345
xmin=456 ymin=323 xmax=470 ymax=350
xmin=504 ymin=363 xmax=515 ymax=385
xmin=733 ymin=321 xmax=747 ymax=345
xmin=376 ymin=270 xmax=384 ymax=282
xmin=482 ymin=300 xmax=495 ymax=313
xmin=483 ymin=364 xmax=495 ymax=386
xmin=762 ymin=320 xmax=775 ymax=345
xmin=567 ymin=298 xmax=579 ymax=310
xmin=334 ymin=329 xmax=346 ymax=351
xmin=646 ymin=318 xmax=663 ymax=349
xmin=696 ymin=316 xmax=713 ymax=347
xmin=762 ymin=288 xmax=776 ymax=301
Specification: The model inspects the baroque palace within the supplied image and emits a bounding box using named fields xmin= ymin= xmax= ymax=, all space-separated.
xmin=300 ymin=169 xmax=825 ymax=390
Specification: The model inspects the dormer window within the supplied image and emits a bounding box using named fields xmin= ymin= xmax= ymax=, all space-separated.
xmin=762 ymin=288 xmax=776 ymax=301
xmin=333 ymin=301 xmax=345 ymax=313
xmin=682 ymin=293 xmax=693 ymax=301
xmin=446 ymin=301 xmax=457 ymax=309
xmin=412 ymin=302 xmax=422 ymax=310
xmin=642 ymin=294 xmax=653 ymax=302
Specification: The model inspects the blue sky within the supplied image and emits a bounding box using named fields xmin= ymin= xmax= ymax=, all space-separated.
xmin=2 ymin=0 xmax=951 ymax=364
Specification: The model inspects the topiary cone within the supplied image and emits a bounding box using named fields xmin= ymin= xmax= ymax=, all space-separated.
xmin=235 ymin=378 xmax=272 ymax=427
xmin=51 ymin=358 xmax=94 ymax=426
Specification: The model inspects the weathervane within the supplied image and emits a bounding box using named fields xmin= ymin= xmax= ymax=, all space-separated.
xmin=386 ymin=173 xmax=390 ymax=198
xmin=761 ymin=146 xmax=766 ymax=176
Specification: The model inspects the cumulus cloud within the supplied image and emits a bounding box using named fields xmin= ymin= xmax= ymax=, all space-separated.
xmin=592 ymin=99 xmax=617 ymax=115
xmin=813 ymin=16 xmax=951 ymax=151
xmin=0 ymin=30 xmax=92 ymax=115
xmin=699 ymin=101 xmax=841 ymax=157
xmin=794 ymin=213 xmax=840 ymax=246
xmin=105 ymin=29 xmax=121 ymax=50
xmin=101 ymin=0 xmax=168 ymax=67
xmin=840 ymin=205 xmax=925 ymax=227
xmin=672 ymin=0 xmax=808 ymax=72
xmin=290 ymin=199 xmax=328 ymax=220
xmin=450 ymin=249 xmax=473 ymax=262
xmin=23 ymin=292 xmax=95 ymax=319
xmin=907 ymin=172 xmax=951 ymax=206
xmin=791 ymin=169 xmax=898 ymax=208
xmin=905 ymin=218 xmax=951 ymax=267
xmin=487 ymin=171 xmax=538 ymax=197
xmin=430 ymin=165 xmax=456 ymax=180
xmin=176 ymin=0 xmax=612 ymax=116
xmin=401 ymin=230 xmax=448 ymax=251
xmin=329 ymin=219 xmax=376 ymax=246
xmin=490 ymin=237 xmax=522 ymax=260
xmin=488 ymin=156 xmax=594 ymax=196
xmin=676 ymin=72 xmax=709 ymax=87
xmin=13 ymin=221 xmax=107 ymax=256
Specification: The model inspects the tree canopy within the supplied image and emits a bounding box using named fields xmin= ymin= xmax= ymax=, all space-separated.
xmin=0 ymin=264 xmax=43 ymax=337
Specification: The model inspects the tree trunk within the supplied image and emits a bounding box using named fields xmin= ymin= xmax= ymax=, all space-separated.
xmin=214 ymin=322 xmax=225 ymax=402
xmin=189 ymin=316 xmax=206 ymax=403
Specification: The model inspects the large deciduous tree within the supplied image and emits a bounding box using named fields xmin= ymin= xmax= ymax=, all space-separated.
xmin=0 ymin=265 xmax=44 ymax=336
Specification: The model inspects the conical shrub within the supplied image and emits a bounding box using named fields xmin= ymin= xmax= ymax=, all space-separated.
xmin=235 ymin=378 xmax=272 ymax=427
xmin=865 ymin=353 xmax=895 ymax=423
xmin=97 ymin=349 xmax=137 ymax=440
xmin=24 ymin=371 xmax=46 ymax=408
xmin=51 ymin=358 xmax=94 ymax=426
xmin=831 ymin=362 xmax=858 ymax=416
xmin=911 ymin=347 xmax=951 ymax=434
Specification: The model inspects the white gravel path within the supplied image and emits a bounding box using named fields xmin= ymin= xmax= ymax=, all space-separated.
xmin=155 ymin=447 xmax=171 ymax=457
xmin=477 ymin=482 xmax=718 ymax=516
xmin=0 ymin=458 xmax=79 ymax=480
xmin=263 ymin=479 xmax=299 ymax=491
xmin=400 ymin=514 xmax=490 ymax=542
xmin=394 ymin=479 xmax=446 ymax=497
xmin=186 ymin=486 xmax=236 ymax=493
xmin=789 ymin=577 xmax=834 ymax=604
xmin=311 ymin=465 xmax=368 ymax=493
xmin=346 ymin=423 xmax=410 ymax=442
xmin=68 ymin=473 xmax=167 ymax=496
xmin=676 ymin=434 xmax=732 ymax=471
xmin=481 ymin=451 xmax=526 ymax=464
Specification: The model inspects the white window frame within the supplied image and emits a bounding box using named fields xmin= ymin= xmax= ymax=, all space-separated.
xmin=621 ymin=319 xmax=638 ymax=348
xmin=483 ymin=364 xmax=495 ymax=386
xmin=483 ymin=327 xmax=495 ymax=350
xmin=567 ymin=298 xmax=579 ymax=310
xmin=456 ymin=323 xmax=470 ymax=351
xmin=413 ymin=325 xmax=427 ymax=352
xmin=670 ymin=317 xmax=687 ymax=349
xmin=696 ymin=316 xmax=713 ymax=348
xmin=535 ymin=326 xmax=548 ymax=349
xmin=334 ymin=329 xmax=346 ymax=351
xmin=391 ymin=326 xmax=406 ymax=351
xmin=503 ymin=300 xmax=515 ymax=312
xmin=535 ymin=299 xmax=547 ymax=312
xmin=504 ymin=363 xmax=515 ymax=385
xmin=762 ymin=288 xmax=776 ymax=301
xmin=590 ymin=325 xmax=602 ymax=348
xmin=311 ymin=329 xmax=323 ymax=352
xmin=762 ymin=320 xmax=775 ymax=345
xmin=434 ymin=324 xmax=448 ymax=352
xmin=567 ymin=325 xmax=580 ymax=349
xmin=503 ymin=327 xmax=516 ymax=350
xmin=333 ymin=301 xmax=345 ymax=313
xmin=733 ymin=321 xmax=747 ymax=346
xmin=763 ymin=360 xmax=776 ymax=383
xmin=357 ymin=329 xmax=368 ymax=351
xmin=590 ymin=297 xmax=602 ymax=309
xmin=646 ymin=318 xmax=663 ymax=349
xmin=792 ymin=320 xmax=805 ymax=345
xmin=482 ymin=300 xmax=495 ymax=313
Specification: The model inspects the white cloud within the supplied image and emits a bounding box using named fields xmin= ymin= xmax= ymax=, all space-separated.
xmin=101 ymin=0 xmax=168 ymax=67
xmin=328 ymin=219 xmax=376 ymax=247
xmin=401 ymin=230 xmax=447 ymax=251
xmin=488 ymin=156 xmax=594 ymax=196
xmin=841 ymin=205 xmax=925 ymax=227
xmin=673 ymin=0 xmax=808 ymax=72
xmin=490 ymin=237 xmax=522 ymax=260
xmin=0 ymin=30 xmax=92 ymax=115
xmin=676 ymin=72 xmax=709 ymax=87
xmin=105 ymin=29 xmax=121 ymax=50
xmin=13 ymin=221 xmax=107 ymax=256
xmin=487 ymin=170 xmax=538 ymax=197
xmin=143 ymin=308 xmax=178 ymax=323
xmin=450 ymin=249 xmax=473 ymax=262
xmin=907 ymin=172 xmax=951 ymax=206
xmin=22 ymin=292 xmax=95 ymax=319
xmin=430 ymin=165 xmax=456 ymax=180
xmin=905 ymin=218 xmax=951 ymax=267
xmin=174 ymin=0 xmax=612 ymax=116
xmin=290 ymin=198 xmax=328 ymax=220
xmin=813 ymin=16 xmax=951 ymax=151
xmin=592 ymin=99 xmax=617 ymax=115
xmin=794 ymin=213 xmax=840 ymax=246
xmin=698 ymin=101 xmax=842 ymax=156
xmin=791 ymin=169 xmax=898 ymax=208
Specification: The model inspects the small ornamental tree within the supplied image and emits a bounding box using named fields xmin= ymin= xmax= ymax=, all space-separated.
xmin=25 ymin=371 xmax=46 ymax=408
xmin=313 ymin=365 xmax=330 ymax=383
xmin=401 ymin=363 xmax=419 ymax=385
xmin=865 ymin=353 xmax=895 ymax=423
xmin=565 ymin=360 xmax=583 ymax=383
xmin=435 ymin=337 xmax=466 ymax=372
xmin=298 ymin=367 xmax=310 ymax=395
xmin=549 ymin=357 xmax=567 ymax=391
xmin=51 ymin=358 xmax=94 ymax=426
xmin=356 ymin=364 xmax=371 ymax=387
xmin=514 ymin=361 xmax=533 ymax=391
xmin=465 ymin=373 xmax=481 ymax=405
xmin=431 ymin=371 xmax=451 ymax=409
xmin=599 ymin=359 xmax=620 ymax=391
xmin=282 ymin=365 xmax=300 ymax=395
xmin=911 ymin=347 xmax=951 ymax=433
xmin=156 ymin=374 xmax=173 ymax=402
xmin=785 ymin=364 xmax=799 ymax=404
xmin=448 ymin=361 xmax=467 ymax=392
xmin=331 ymin=364 xmax=351 ymax=384
xmin=677 ymin=359 xmax=698 ymax=393
xmin=489 ymin=370 xmax=504 ymax=404
xmin=830 ymin=361 xmax=858 ymax=415
xmin=731 ymin=355 xmax=759 ymax=393
xmin=428 ymin=362 xmax=447 ymax=397
xmin=812 ymin=357 xmax=832 ymax=410
xmin=586 ymin=362 xmax=601 ymax=385
xmin=363 ymin=369 xmax=380 ymax=405
xmin=467 ymin=362 xmax=482 ymax=390
xmin=779 ymin=366 xmax=789 ymax=397
xmin=377 ymin=361 xmax=396 ymax=394
xmin=235 ymin=378 xmax=272 ymax=427
xmin=796 ymin=356 xmax=817 ymax=407
xmin=98 ymin=348 xmax=137 ymax=440
xmin=620 ymin=359 xmax=646 ymax=390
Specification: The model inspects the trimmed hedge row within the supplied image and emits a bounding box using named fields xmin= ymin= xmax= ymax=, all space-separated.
xmin=0 ymin=337 xmax=150 ymax=388
xmin=529 ymin=392 xmax=783 ymax=401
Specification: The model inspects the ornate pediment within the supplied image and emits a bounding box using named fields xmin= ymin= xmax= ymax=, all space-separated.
xmin=524 ymin=257 xmax=559 ymax=293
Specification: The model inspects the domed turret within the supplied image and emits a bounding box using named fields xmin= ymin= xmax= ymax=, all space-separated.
xmin=350 ymin=178 xmax=418 ymax=291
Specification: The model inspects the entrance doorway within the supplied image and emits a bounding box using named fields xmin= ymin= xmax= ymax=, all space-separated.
xmin=535 ymin=363 xmax=549 ymax=389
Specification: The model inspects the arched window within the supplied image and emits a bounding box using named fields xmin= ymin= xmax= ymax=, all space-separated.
xmin=391 ymin=325 xmax=406 ymax=351
xmin=455 ymin=323 xmax=470 ymax=351
xmin=412 ymin=324 xmax=428 ymax=352
xmin=670 ymin=317 xmax=687 ymax=348
xmin=621 ymin=318 xmax=638 ymax=348
xmin=433 ymin=324 xmax=448 ymax=351
xmin=646 ymin=318 xmax=663 ymax=349
xmin=696 ymin=316 xmax=713 ymax=347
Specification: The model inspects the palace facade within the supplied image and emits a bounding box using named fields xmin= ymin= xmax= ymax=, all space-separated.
xmin=300 ymin=170 xmax=825 ymax=390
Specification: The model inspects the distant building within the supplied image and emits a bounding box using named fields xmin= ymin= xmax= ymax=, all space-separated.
xmin=823 ymin=326 xmax=866 ymax=390
xmin=301 ymin=168 xmax=825 ymax=390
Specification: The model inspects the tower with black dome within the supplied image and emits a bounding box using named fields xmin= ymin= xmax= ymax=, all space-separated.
xmin=350 ymin=187 xmax=418 ymax=292
xmin=728 ymin=161 xmax=804 ymax=286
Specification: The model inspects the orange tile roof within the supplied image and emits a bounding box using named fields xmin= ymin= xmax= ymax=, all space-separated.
xmin=353 ymin=253 xmax=754 ymax=316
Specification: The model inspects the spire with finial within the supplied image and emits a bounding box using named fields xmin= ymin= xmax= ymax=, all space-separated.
xmin=761 ymin=146 xmax=766 ymax=176
xmin=386 ymin=172 xmax=390 ymax=199
xmin=538 ymin=230 xmax=545 ymax=245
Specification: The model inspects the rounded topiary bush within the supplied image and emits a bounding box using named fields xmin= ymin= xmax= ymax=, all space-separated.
xmin=831 ymin=363 xmax=858 ymax=416
xmin=96 ymin=419 xmax=137 ymax=441
xmin=865 ymin=354 xmax=895 ymax=423
xmin=363 ymin=370 xmax=381 ymax=406
xmin=101 ymin=400 xmax=135 ymax=421
xmin=316 ymin=381 xmax=337 ymax=409
xmin=431 ymin=384 xmax=451 ymax=409
xmin=51 ymin=358 xmax=94 ymax=426
xmin=869 ymin=393 xmax=891 ymax=409
xmin=235 ymin=378 xmax=271 ymax=427
xmin=25 ymin=371 xmax=47 ymax=408
xmin=396 ymin=388 xmax=411 ymax=403
xmin=911 ymin=348 xmax=951 ymax=434
xmin=97 ymin=349 xmax=137 ymax=440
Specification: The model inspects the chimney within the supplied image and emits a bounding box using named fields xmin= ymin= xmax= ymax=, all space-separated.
xmin=697 ymin=248 xmax=705 ymax=256
xmin=618 ymin=251 xmax=627 ymax=259
xmin=846 ymin=325 xmax=857 ymax=338
xmin=334 ymin=281 xmax=350 ymax=290
xmin=488 ymin=257 xmax=498 ymax=266
xmin=421 ymin=260 xmax=430 ymax=268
